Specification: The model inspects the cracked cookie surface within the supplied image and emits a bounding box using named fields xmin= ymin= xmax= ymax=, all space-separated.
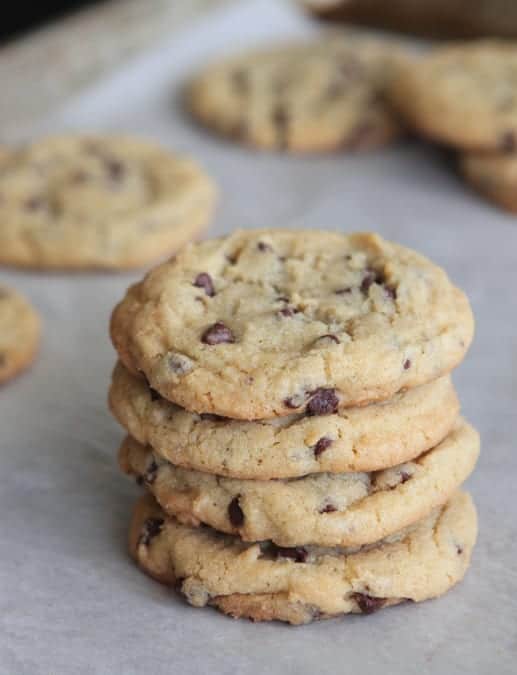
xmin=110 ymin=230 xmax=474 ymax=419
xmin=120 ymin=419 xmax=479 ymax=547
xmin=0 ymin=135 xmax=217 ymax=269
xmin=110 ymin=362 xmax=460 ymax=478
xmin=390 ymin=41 xmax=517 ymax=151
xmin=129 ymin=491 xmax=477 ymax=624
xmin=0 ymin=285 xmax=40 ymax=384
xmin=187 ymin=36 xmax=403 ymax=152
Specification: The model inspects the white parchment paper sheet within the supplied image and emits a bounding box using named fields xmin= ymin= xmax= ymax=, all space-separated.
xmin=1 ymin=1 xmax=516 ymax=673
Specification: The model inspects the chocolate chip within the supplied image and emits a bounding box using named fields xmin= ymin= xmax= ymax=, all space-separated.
xmin=314 ymin=436 xmax=333 ymax=457
xmin=500 ymin=131 xmax=516 ymax=152
xmin=201 ymin=322 xmax=235 ymax=345
xmin=144 ymin=460 xmax=159 ymax=485
xmin=278 ymin=306 xmax=299 ymax=317
xmin=138 ymin=517 xmax=164 ymax=546
xmin=24 ymin=196 xmax=44 ymax=211
xmin=70 ymin=170 xmax=89 ymax=184
xmin=403 ymin=359 xmax=411 ymax=370
xmin=456 ymin=545 xmax=463 ymax=555
xmin=257 ymin=241 xmax=272 ymax=252
xmin=307 ymin=388 xmax=339 ymax=416
xmin=345 ymin=122 xmax=378 ymax=151
xmin=319 ymin=503 xmax=337 ymax=513
xmin=272 ymin=545 xmax=308 ymax=563
xmin=272 ymin=104 xmax=289 ymax=149
xmin=194 ymin=273 xmax=215 ymax=297
xmin=384 ymin=285 xmax=397 ymax=300
xmin=399 ymin=470 xmax=411 ymax=484
xmin=352 ymin=593 xmax=386 ymax=614
xmin=228 ymin=496 xmax=244 ymax=527
xmin=105 ymin=159 xmax=125 ymax=180
xmin=360 ymin=269 xmax=377 ymax=293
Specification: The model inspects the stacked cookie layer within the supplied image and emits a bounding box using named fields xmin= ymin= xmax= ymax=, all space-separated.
xmin=109 ymin=229 xmax=479 ymax=625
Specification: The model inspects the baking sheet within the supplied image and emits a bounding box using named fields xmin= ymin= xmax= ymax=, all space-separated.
xmin=1 ymin=1 xmax=516 ymax=673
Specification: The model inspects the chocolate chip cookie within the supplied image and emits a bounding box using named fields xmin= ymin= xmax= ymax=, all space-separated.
xmin=186 ymin=37 xmax=403 ymax=152
xmin=390 ymin=41 xmax=517 ymax=151
xmin=110 ymin=230 xmax=474 ymax=419
xmin=120 ymin=419 xmax=479 ymax=547
xmin=0 ymin=135 xmax=217 ymax=269
xmin=460 ymin=151 xmax=517 ymax=213
xmin=110 ymin=362 xmax=459 ymax=478
xmin=129 ymin=491 xmax=477 ymax=624
xmin=0 ymin=285 xmax=40 ymax=383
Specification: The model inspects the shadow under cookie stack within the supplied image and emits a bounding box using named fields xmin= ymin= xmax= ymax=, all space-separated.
xmin=108 ymin=229 xmax=479 ymax=625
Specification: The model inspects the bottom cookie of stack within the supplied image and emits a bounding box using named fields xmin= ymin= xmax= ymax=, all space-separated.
xmin=129 ymin=491 xmax=477 ymax=625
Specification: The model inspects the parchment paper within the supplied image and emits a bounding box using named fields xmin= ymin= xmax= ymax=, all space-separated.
xmin=1 ymin=1 xmax=516 ymax=673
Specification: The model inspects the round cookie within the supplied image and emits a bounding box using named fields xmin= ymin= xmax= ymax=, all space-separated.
xmin=130 ymin=491 xmax=477 ymax=624
xmin=390 ymin=41 xmax=517 ymax=151
xmin=110 ymin=362 xmax=460 ymax=478
xmin=120 ymin=419 xmax=479 ymax=547
xmin=110 ymin=230 xmax=474 ymax=420
xmin=186 ymin=37 xmax=403 ymax=153
xmin=0 ymin=135 xmax=217 ymax=269
xmin=0 ymin=285 xmax=40 ymax=384
xmin=460 ymin=152 xmax=517 ymax=213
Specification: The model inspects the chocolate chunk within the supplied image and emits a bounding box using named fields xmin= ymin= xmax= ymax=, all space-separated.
xmin=500 ymin=131 xmax=516 ymax=152
xmin=352 ymin=593 xmax=386 ymax=614
xmin=194 ymin=272 xmax=215 ymax=297
xmin=144 ymin=460 xmax=159 ymax=485
xmin=139 ymin=517 xmax=164 ymax=546
xmin=232 ymin=69 xmax=249 ymax=94
xmin=307 ymin=388 xmax=339 ymax=416
xmin=403 ymin=359 xmax=411 ymax=370
xmin=314 ymin=436 xmax=333 ymax=457
xmin=399 ymin=470 xmax=411 ymax=484
xmin=272 ymin=545 xmax=308 ymax=563
xmin=456 ymin=545 xmax=464 ymax=555
xmin=105 ymin=159 xmax=125 ymax=180
xmin=319 ymin=503 xmax=337 ymax=513
xmin=228 ymin=496 xmax=245 ymax=527
xmin=201 ymin=322 xmax=235 ymax=345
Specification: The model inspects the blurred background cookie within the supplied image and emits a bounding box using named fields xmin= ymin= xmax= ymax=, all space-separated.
xmin=0 ymin=135 xmax=218 ymax=270
xmin=0 ymin=285 xmax=40 ymax=384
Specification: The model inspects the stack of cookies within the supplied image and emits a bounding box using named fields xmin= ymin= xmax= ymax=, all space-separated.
xmin=109 ymin=229 xmax=479 ymax=625
xmin=389 ymin=41 xmax=517 ymax=214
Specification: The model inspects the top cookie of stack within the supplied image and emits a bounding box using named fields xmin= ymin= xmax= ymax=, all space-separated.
xmin=110 ymin=229 xmax=473 ymax=420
